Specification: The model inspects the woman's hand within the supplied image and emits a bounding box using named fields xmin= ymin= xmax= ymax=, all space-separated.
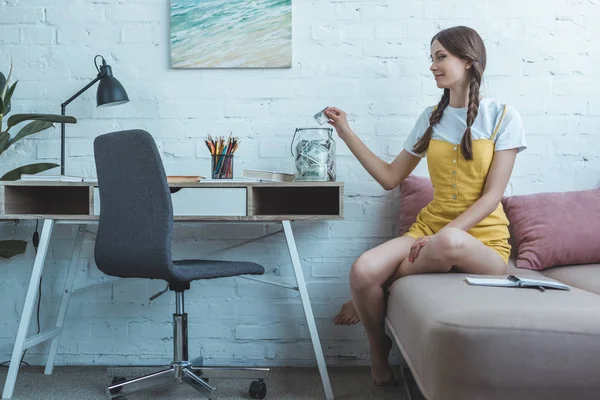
xmin=325 ymin=107 xmax=353 ymax=140
xmin=409 ymin=235 xmax=432 ymax=263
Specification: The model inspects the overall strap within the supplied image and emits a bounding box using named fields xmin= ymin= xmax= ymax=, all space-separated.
xmin=491 ymin=105 xmax=507 ymax=140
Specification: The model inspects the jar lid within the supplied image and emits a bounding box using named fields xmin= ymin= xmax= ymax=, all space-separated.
xmin=294 ymin=128 xmax=333 ymax=132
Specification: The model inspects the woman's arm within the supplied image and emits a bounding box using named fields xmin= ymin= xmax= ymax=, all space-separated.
xmin=326 ymin=107 xmax=422 ymax=190
xmin=343 ymin=132 xmax=421 ymax=190
xmin=446 ymin=148 xmax=517 ymax=231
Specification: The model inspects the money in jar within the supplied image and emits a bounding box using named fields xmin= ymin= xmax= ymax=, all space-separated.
xmin=290 ymin=128 xmax=336 ymax=181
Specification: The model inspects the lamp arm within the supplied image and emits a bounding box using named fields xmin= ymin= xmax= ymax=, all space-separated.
xmin=60 ymin=73 xmax=104 ymax=109
xmin=59 ymin=71 xmax=105 ymax=175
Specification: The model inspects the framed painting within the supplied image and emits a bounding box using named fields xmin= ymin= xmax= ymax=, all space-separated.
xmin=170 ymin=0 xmax=292 ymax=68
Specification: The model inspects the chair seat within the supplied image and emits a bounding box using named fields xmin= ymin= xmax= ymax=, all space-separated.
xmin=171 ymin=259 xmax=264 ymax=281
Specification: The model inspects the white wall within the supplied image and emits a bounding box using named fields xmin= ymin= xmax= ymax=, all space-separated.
xmin=1 ymin=0 xmax=599 ymax=367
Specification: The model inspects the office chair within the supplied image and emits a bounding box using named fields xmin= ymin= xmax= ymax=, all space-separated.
xmin=93 ymin=129 xmax=268 ymax=400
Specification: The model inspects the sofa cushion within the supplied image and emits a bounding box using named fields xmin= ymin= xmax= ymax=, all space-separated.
xmin=397 ymin=174 xmax=433 ymax=235
xmin=502 ymin=188 xmax=600 ymax=270
xmin=542 ymin=263 xmax=600 ymax=295
xmin=506 ymin=258 xmax=539 ymax=276
xmin=386 ymin=273 xmax=600 ymax=400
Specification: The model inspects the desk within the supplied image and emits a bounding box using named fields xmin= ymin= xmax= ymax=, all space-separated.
xmin=1 ymin=180 xmax=343 ymax=400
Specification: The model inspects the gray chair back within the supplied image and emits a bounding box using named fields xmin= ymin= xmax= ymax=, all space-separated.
xmin=93 ymin=129 xmax=174 ymax=280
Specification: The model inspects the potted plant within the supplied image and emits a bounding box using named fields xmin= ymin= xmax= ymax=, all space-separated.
xmin=0 ymin=60 xmax=77 ymax=258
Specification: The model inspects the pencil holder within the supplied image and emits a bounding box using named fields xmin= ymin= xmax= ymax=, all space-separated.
xmin=211 ymin=154 xmax=234 ymax=179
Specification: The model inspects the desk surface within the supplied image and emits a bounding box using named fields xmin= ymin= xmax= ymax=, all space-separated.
xmin=0 ymin=181 xmax=344 ymax=221
xmin=0 ymin=180 xmax=342 ymax=188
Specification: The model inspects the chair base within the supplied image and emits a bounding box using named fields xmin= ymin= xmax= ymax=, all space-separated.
xmin=106 ymin=290 xmax=269 ymax=399
xmin=107 ymin=363 xmax=269 ymax=399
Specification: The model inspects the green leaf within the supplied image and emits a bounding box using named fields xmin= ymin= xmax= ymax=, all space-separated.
xmin=0 ymin=240 xmax=27 ymax=259
xmin=7 ymin=114 xmax=77 ymax=130
xmin=7 ymin=120 xmax=54 ymax=149
xmin=0 ymin=72 xmax=9 ymax=115
xmin=0 ymin=131 xmax=10 ymax=156
xmin=2 ymin=81 xmax=17 ymax=115
xmin=0 ymin=162 xmax=59 ymax=181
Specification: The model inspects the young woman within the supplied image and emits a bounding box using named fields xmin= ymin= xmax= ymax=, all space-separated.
xmin=325 ymin=26 xmax=527 ymax=385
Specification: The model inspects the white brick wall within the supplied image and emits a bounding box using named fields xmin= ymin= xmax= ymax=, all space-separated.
xmin=0 ymin=0 xmax=599 ymax=367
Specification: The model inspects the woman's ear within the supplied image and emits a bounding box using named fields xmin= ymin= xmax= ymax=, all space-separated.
xmin=465 ymin=60 xmax=473 ymax=70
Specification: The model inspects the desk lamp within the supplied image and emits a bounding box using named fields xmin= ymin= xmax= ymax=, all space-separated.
xmin=60 ymin=55 xmax=129 ymax=174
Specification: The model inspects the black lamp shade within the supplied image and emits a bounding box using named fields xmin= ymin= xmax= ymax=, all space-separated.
xmin=97 ymin=75 xmax=129 ymax=108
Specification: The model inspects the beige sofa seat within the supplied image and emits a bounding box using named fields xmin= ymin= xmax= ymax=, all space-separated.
xmin=506 ymin=259 xmax=600 ymax=296
xmin=386 ymin=269 xmax=600 ymax=400
xmin=541 ymin=263 xmax=600 ymax=295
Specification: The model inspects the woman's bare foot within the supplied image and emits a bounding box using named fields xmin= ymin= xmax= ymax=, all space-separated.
xmin=371 ymin=334 xmax=397 ymax=386
xmin=333 ymin=300 xmax=361 ymax=325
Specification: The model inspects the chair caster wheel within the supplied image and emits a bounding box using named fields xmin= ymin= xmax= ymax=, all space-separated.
xmin=249 ymin=379 xmax=266 ymax=399
xmin=110 ymin=376 xmax=128 ymax=394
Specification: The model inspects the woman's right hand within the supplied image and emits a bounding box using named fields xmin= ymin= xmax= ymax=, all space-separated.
xmin=325 ymin=107 xmax=353 ymax=140
xmin=324 ymin=106 xmax=398 ymax=190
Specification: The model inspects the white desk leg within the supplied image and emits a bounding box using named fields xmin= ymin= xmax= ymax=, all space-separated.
xmin=282 ymin=221 xmax=334 ymax=400
xmin=44 ymin=224 xmax=85 ymax=375
xmin=2 ymin=219 xmax=54 ymax=400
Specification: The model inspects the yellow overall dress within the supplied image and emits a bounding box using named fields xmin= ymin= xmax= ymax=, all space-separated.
xmin=402 ymin=105 xmax=512 ymax=265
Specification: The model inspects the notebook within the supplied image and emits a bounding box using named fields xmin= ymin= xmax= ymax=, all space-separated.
xmin=465 ymin=275 xmax=570 ymax=292
xmin=241 ymin=169 xmax=294 ymax=182
xmin=167 ymin=175 xmax=205 ymax=183
xmin=20 ymin=174 xmax=84 ymax=182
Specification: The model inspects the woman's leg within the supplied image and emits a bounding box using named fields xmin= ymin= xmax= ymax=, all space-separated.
xmin=334 ymin=227 xmax=508 ymax=323
xmin=334 ymin=227 xmax=507 ymax=384
xmin=392 ymin=227 xmax=507 ymax=280
xmin=333 ymin=300 xmax=361 ymax=325
xmin=333 ymin=237 xmax=411 ymax=326
xmin=339 ymin=236 xmax=415 ymax=384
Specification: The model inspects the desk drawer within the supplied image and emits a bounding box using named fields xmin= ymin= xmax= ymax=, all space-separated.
xmin=93 ymin=187 xmax=247 ymax=217
xmin=171 ymin=188 xmax=246 ymax=216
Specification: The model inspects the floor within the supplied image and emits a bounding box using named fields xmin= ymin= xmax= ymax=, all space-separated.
xmin=0 ymin=365 xmax=426 ymax=400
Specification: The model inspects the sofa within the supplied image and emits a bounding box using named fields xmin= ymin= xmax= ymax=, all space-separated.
xmin=385 ymin=175 xmax=600 ymax=400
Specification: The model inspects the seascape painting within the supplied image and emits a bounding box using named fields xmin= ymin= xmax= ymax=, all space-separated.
xmin=170 ymin=0 xmax=292 ymax=68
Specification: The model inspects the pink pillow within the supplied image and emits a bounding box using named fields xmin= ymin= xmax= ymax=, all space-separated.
xmin=397 ymin=175 xmax=434 ymax=236
xmin=502 ymin=189 xmax=600 ymax=270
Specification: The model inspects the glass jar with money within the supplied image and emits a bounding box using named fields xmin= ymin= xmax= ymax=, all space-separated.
xmin=290 ymin=128 xmax=336 ymax=181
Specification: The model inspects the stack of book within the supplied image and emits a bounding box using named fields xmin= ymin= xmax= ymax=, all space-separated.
xmin=20 ymin=174 xmax=84 ymax=182
xmin=241 ymin=169 xmax=294 ymax=182
xmin=167 ymin=176 xmax=205 ymax=183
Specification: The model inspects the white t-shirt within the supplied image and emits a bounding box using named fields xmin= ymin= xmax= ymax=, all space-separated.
xmin=403 ymin=98 xmax=527 ymax=158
